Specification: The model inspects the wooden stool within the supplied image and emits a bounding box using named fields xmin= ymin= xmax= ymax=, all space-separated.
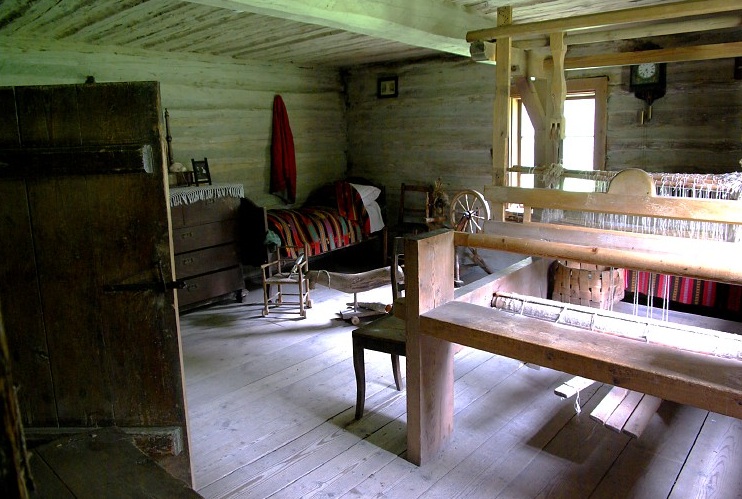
xmin=352 ymin=315 xmax=406 ymax=420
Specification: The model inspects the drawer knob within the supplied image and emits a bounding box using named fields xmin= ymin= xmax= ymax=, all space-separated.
xmin=182 ymin=257 xmax=194 ymax=265
xmin=180 ymin=232 xmax=193 ymax=239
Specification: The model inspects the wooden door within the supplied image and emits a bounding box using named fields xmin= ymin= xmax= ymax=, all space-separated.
xmin=0 ymin=82 xmax=191 ymax=483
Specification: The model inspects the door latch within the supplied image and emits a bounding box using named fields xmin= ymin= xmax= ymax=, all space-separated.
xmin=103 ymin=262 xmax=187 ymax=293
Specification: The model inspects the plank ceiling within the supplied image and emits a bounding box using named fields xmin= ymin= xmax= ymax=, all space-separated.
xmin=0 ymin=0 xmax=740 ymax=68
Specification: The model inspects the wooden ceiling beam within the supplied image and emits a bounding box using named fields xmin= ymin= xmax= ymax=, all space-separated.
xmin=543 ymin=41 xmax=742 ymax=71
xmin=513 ymin=14 xmax=742 ymax=50
xmin=184 ymin=0 xmax=496 ymax=57
xmin=467 ymin=0 xmax=741 ymax=42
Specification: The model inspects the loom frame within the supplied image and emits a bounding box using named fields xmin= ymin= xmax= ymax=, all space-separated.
xmin=404 ymin=173 xmax=742 ymax=463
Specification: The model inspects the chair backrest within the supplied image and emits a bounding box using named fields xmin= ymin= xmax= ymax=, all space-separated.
xmin=191 ymin=157 xmax=212 ymax=186
xmin=398 ymin=183 xmax=432 ymax=229
xmin=390 ymin=237 xmax=405 ymax=303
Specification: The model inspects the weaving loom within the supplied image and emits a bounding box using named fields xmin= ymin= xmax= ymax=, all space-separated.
xmin=402 ymin=169 xmax=742 ymax=464
xmin=534 ymin=168 xmax=742 ymax=318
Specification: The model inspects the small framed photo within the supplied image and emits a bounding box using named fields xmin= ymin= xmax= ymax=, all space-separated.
xmin=377 ymin=76 xmax=398 ymax=98
xmin=191 ymin=157 xmax=212 ymax=186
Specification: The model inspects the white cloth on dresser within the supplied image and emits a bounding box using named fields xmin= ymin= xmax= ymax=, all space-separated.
xmin=169 ymin=183 xmax=244 ymax=207
xmin=350 ymin=183 xmax=385 ymax=233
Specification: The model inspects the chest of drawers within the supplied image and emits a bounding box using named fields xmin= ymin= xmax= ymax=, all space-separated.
xmin=170 ymin=194 xmax=244 ymax=309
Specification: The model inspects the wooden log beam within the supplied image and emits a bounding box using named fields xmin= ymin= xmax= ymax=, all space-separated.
xmin=455 ymin=226 xmax=742 ymax=286
xmin=467 ymin=0 xmax=740 ymax=42
xmin=186 ymin=0 xmax=495 ymax=57
xmin=543 ymin=41 xmax=742 ymax=71
xmin=484 ymin=186 xmax=742 ymax=225
xmin=421 ymin=301 xmax=742 ymax=420
xmin=514 ymin=15 xmax=742 ymax=50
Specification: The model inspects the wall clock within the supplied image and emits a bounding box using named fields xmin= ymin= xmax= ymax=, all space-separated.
xmin=630 ymin=62 xmax=666 ymax=105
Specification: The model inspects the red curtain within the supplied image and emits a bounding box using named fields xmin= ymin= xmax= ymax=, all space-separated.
xmin=270 ymin=95 xmax=296 ymax=204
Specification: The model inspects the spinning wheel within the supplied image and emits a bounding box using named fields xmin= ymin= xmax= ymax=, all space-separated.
xmin=449 ymin=190 xmax=492 ymax=284
xmin=449 ymin=189 xmax=490 ymax=233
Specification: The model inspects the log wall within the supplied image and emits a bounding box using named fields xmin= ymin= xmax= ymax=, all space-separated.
xmin=0 ymin=36 xmax=347 ymax=208
xmin=345 ymin=56 xmax=742 ymax=219
xmin=344 ymin=56 xmax=497 ymax=220
xmin=2 ymin=36 xmax=739 ymax=219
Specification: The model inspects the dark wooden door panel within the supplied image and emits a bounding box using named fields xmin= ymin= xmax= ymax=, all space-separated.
xmin=90 ymin=173 xmax=183 ymax=426
xmin=0 ymin=87 xmax=20 ymax=148
xmin=15 ymin=85 xmax=81 ymax=148
xmin=29 ymin=178 xmax=113 ymax=425
xmin=0 ymin=81 xmax=191 ymax=482
xmin=0 ymin=180 xmax=56 ymax=425
xmin=77 ymin=82 xmax=160 ymax=146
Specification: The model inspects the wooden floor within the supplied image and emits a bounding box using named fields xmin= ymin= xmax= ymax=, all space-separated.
xmin=180 ymin=273 xmax=742 ymax=498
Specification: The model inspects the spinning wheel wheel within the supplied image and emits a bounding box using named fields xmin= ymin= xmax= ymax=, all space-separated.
xmin=449 ymin=189 xmax=491 ymax=233
xmin=449 ymin=190 xmax=492 ymax=285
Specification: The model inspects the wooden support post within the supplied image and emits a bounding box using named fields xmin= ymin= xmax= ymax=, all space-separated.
xmin=406 ymin=230 xmax=455 ymax=465
xmin=492 ymin=6 xmax=512 ymax=222
xmin=548 ymin=32 xmax=566 ymax=164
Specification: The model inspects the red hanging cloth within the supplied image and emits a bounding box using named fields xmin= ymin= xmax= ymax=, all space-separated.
xmin=270 ymin=95 xmax=297 ymax=204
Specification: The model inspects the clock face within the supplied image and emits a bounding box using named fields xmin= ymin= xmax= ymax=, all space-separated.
xmin=637 ymin=63 xmax=656 ymax=79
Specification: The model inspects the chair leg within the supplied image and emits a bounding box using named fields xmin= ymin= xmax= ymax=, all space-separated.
xmin=299 ymin=279 xmax=306 ymax=318
xmin=262 ymin=282 xmax=270 ymax=316
xmin=391 ymin=354 xmax=403 ymax=390
xmin=353 ymin=337 xmax=365 ymax=420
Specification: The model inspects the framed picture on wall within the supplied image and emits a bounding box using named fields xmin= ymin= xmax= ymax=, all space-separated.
xmin=191 ymin=157 xmax=212 ymax=186
xmin=377 ymin=76 xmax=398 ymax=98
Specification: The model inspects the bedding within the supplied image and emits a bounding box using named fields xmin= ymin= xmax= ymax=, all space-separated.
xmin=240 ymin=180 xmax=386 ymax=264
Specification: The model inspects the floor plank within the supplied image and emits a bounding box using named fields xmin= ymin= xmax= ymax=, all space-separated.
xmin=669 ymin=413 xmax=742 ymax=498
xmin=179 ymin=281 xmax=742 ymax=499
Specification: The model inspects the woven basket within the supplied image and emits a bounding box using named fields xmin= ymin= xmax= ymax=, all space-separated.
xmin=551 ymin=260 xmax=624 ymax=309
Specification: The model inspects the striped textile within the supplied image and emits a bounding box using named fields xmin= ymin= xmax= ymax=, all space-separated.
xmin=624 ymin=270 xmax=741 ymax=314
xmin=267 ymin=206 xmax=363 ymax=259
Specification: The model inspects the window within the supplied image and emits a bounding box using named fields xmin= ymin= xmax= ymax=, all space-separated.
xmin=509 ymin=77 xmax=607 ymax=192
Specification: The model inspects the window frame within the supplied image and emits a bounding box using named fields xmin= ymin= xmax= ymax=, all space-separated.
xmin=510 ymin=76 xmax=608 ymax=173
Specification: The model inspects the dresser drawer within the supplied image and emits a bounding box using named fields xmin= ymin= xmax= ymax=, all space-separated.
xmin=177 ymin=267 xmax=243 ymax=307
xmin=173 ymin=219 xmax=237 ymax=254
xmin=175 ymin=244 xmax=239 ymax=279
xmin=182 ymin=196 xmax=240 ymax=226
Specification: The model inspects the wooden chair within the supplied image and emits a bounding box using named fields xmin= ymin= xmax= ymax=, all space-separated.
xmin=261 ymin=244 xmax=311 ymax=318
xmin=352 ymin=237 xmax=405 ymax=419
xmin=191 ymin=157 xmax=212 ymax=186
xmin=396 ymin=183 xmax=433 ymax=235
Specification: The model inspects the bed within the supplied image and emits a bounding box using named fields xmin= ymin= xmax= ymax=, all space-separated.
xmin=240 ymin=179 xmax=387 ymax=266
